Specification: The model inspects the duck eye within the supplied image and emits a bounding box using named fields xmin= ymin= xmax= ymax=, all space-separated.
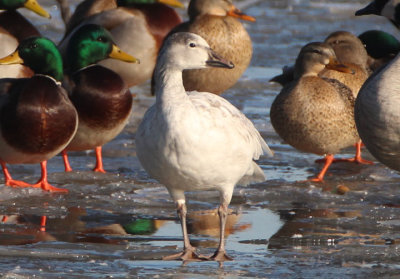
xmin=29 ymin=43 xmax=38 ymax=49
xmin=97 ymin=36 xmax=107 ymax=42
xmin=189 ymin=43 xmax=196 ymax=48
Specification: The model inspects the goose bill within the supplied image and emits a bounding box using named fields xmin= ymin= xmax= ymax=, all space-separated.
xmin=0 ymin=51 xmax=24 ymax=65
xmin=206 ymin=49 xmax=234 ymax=69
xmin=24 ymin=0 xmax=51 ymax=18
xmin=109 ymin=45 xmax=140 ymax=64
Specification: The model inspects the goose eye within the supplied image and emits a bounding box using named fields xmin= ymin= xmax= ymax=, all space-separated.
xmin=189 ymin=43 xmax=196 ymax=48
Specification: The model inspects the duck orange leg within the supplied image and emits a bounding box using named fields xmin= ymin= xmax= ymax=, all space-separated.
xmin=334 ymin=141 xmax=374 ymax=164
xmin=30 ymin=161 xmax=68 ymax=193
xmin=310 ymin=154 xmax=334 ymax=182
xmin=1 ymin=161 xmax=32 ymax=187
xmin=315 ymin=141 xmax=373 ymax=165
xmin=93 ymin=146 xmax=106 ymax=173
xmin=62 ymin=150 xmax=73 ymax=172
xmin=40 ymin=216 xmax=47 ymax=232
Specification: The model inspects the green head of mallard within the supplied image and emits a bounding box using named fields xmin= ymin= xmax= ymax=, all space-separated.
xmin=66 ymin=24 xmax=139 ymax=73
xmin=117 ymin=0 xmax=184 ymax=8
xmin=0 ymin=36 xmax=64 ymax=81
xmin=0 ymin=0 xmax=50 ymax=18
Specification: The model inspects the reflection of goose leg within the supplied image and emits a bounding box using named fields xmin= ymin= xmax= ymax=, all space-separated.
xmin=210 ymin=203 xmax=233 ymax=262
xmin=163 ymin=202 xmax=208 ymax=261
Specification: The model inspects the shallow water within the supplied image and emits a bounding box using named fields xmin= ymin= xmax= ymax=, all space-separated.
xmin=1 ymin=0 xmax=400 ymax=278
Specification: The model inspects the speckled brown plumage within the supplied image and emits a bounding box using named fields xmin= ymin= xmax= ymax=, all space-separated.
xmin=270 ymin=42 xmax=359 ymax=157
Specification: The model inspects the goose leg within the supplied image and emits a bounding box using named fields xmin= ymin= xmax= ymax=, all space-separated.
xmin=93 ymin=146 xmax=106 ymax=173
xmin=209 ymin=203 xmax=233 ymax=262
xmin=163 ymin=201 xmax=208 ymax=261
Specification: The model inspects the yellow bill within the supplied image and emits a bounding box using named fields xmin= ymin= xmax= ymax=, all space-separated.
xmin=24 ymin=0 xmax=51 ymax=19
xmin=158 ymin=0 xmax=185 ymax=8
xmin=0 ymin=50 xmax=24 ymax=65
xmin=109 ymin=45 xmax=140 ymax=64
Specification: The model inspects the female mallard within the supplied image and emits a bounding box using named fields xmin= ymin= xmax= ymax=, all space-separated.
xmin=270 ymin=42 xmax=359 ymax=182
xmin=321 ymin=31 xmax=373 ymax=165
xmin=165 ymin=0 xmax=255 ymax=95
xmin=136 ymin=32 xmax=272 ymax=261
xmin=58 ymin=0 xmax=183 ymax=87
xmin=0 ymin=0 xmax=50 ymax=79
xmin=0 ymin=36 xmax=78 ymax=192
xmin=61 ymin=24 xmax=138 ymax=173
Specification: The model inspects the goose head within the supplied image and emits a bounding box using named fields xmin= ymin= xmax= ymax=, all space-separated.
xmin=158 ymin=32 xmax=234 ymax=71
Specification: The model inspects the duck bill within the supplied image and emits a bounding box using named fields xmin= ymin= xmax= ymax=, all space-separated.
xmin=24 ymin=0 xmax=51 ymax=18
xmin=158 ymin=0 xmax=185 ymax=8
xmin=325 ymin=58 xmax=354 ymax=74
xmin=355 ymin=2 xmax=377 ymax=16
xmin=227 ymin=6 xmax=256 ymax=22
xmin=0 ymin=50 xmax=24 ymax=65
xmin=109 ymin=44 xmax=140 ymax=64
xmin=206 ymin=49 xmax=234 ymax=69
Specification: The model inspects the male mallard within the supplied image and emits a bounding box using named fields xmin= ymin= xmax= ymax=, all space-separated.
xmin=270 ymin=42 xmax=358 ymax=182
xmin=58 ymin=0 xmax=183 ymax=87
xmin=358 ymin=30 xmax=400 ymax=72
xmin=165 ymin=0 xmax=255 ymax=94
xmin=0 ymin=0 xmax=51 ymax=79
xmin=0 ymin=37 xmax=78 ymax=192
xmin=61 ymin=24 xmax=138 ymax=173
